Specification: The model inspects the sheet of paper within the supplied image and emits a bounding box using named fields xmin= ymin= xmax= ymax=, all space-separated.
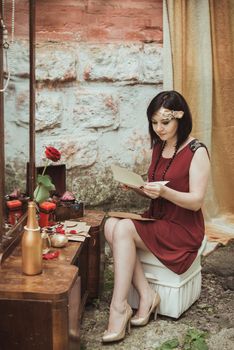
xmin=64 ymin=220 xmax=90 ymax=233
xmin=111 ymin=165 xmax=169 ymax=188
xmin=145 ymin=181 xmax=169 ymax=186
xmin=67 ymin=235 xmax=86 ymax=242
xmin=111 ymin=165 xmax=145 ymax=188
xmin=108 ymin=211 xmax=156 ymax=221
xmin=63 ymin=220 xmax=91 ymax=241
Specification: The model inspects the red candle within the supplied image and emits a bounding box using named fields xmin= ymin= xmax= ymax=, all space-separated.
xmin=39 ymin=201 xmax=56 ymax=228
xmin=6 ymin=200 xmax=23 ymax=225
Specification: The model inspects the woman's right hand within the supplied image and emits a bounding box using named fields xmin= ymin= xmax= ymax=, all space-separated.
xmin=142 ymin=182 xmax=162 ymax=199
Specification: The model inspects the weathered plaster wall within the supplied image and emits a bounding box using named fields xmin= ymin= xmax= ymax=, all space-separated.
xmin=5 ymin=0 xmax=163 ymax=211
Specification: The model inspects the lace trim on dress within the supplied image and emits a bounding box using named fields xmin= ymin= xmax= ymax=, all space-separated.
xmin=189 ymin=139 xmax=207 ymax=152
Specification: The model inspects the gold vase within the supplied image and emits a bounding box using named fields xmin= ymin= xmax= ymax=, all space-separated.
xmin=22 ymin=201 xmax=42 ymax=275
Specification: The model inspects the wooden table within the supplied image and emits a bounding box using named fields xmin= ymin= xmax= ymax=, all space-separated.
xmin=0 ymin=210 xmax=105 ymax=350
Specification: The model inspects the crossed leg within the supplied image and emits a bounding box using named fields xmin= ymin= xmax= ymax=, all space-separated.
xmin=104 ymin=217 xmax=156 ymax=333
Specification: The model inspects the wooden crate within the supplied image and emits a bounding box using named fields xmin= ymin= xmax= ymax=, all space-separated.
xmin=55 ymin=201 xmax=84 ymax=221
xmin=27 ymin=163 xmax=66 ymax=196
xmin=36 ymin=164 xmax=66 ymax=196
xmin=79 ymin=210 xmax=106 ymax=300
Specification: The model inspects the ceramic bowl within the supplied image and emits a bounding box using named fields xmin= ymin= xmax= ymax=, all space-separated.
xmin=50 ymin=234 xmax=68 ymax=248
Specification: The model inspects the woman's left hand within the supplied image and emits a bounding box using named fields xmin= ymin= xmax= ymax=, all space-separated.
xmin=142 ymin=182 xmax=164 ymax=199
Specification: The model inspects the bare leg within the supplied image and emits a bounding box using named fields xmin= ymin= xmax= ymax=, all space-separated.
xmin=131 ymin=256 xmax=156 ymax=318
xmin=105 ymin=218 xmax=154 ymax=317
xmin=104 ymin=218 xmax=156 ymax=332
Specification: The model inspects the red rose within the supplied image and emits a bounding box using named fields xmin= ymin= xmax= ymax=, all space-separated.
xmin=45 ymin=146 xmax=61 ymax=162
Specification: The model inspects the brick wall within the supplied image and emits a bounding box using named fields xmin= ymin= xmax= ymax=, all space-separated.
xmin=8 ymin=0 xmax=162 ymax=43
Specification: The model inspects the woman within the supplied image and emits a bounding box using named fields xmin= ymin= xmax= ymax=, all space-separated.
xmin=102 ymin=90 xmax=210 ymax=343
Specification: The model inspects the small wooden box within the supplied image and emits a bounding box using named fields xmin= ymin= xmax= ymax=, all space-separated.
xmin=55 ymin=201 xmax=84 ymax=221
xmin=27 ymin=163 xmax=66 ymax=196
xmin=36 ymin=164 xmax=66 ymax=196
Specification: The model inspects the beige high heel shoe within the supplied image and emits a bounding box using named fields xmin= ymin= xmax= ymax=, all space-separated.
xmin=102 ymin=303 xmax=133 ymax=343
xmin=130 ymin=292 xmax=161 ymax=327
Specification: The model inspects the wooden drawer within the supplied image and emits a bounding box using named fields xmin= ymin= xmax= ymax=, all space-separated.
xmin=0 ymin=299 xmax=53 ymax=350
xmin=0 ymin=256 xmax=80 ymax=350
xmin=69 ymin=276 xmax=81 ymax=349
xmin=76 ymin=210 xmax=106 ymax=301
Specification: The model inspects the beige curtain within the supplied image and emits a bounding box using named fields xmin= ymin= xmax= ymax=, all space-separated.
xmin=164 ymin=0 xmax=234 ymax=235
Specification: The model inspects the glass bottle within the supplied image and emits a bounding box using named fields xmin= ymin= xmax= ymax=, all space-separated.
xmin=22 ymin=201 xmax=42 ymax=275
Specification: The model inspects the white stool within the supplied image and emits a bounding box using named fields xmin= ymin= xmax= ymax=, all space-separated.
xmin=128 ymin=237 xmax=207 ymax=319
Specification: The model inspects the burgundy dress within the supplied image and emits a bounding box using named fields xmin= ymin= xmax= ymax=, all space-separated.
xmin=132 ymin=139 xmax=206 ymax=275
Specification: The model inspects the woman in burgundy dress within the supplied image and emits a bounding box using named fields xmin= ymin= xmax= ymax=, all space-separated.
xmin=102 ymin=90 xmax=210 ymax=343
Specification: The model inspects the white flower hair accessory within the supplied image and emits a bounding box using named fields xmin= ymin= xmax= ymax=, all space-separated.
xmin=157 ymin=107 xmax=184 ymax=120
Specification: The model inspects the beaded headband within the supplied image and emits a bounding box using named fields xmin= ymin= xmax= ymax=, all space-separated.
xmin=156 ymin=107 xmax=184 ymax=121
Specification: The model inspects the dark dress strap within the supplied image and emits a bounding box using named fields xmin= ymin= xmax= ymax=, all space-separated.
xmin=189 ymin=139 xmax=208 ymax=153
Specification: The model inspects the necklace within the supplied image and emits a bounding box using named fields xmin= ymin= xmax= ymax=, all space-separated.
xmin=151 ymin=141 xmax=178 ymax=181
xmin=151 ymin=141 xmax=178 ymax=219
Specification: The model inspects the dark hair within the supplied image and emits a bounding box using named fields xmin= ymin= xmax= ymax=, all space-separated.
xmin=147 ymin=90 xmax=192 ymax=148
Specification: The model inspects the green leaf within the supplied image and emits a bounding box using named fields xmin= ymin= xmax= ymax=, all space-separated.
xmin=156 ymin=338 xmax=179 ymax=350
xmin=184 ymin=329 xmax=208 ymax=350
xmin=34 ymin=185 xmax=50 ymax=204
xmin=191 ymin=338 xmax=208 ymax=350
xmin=187 ymin=328 xmax=202 ymax=340
xmin=37 ymin=174 xmax=55 ymax=191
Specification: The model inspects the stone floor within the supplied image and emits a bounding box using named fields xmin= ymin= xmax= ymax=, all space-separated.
xmin=80 ymin=242 xmax=234 ymax=350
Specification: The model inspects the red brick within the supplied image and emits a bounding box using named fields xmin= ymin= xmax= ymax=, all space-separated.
xmin=8 ymin=0 xmax=163 ymax=43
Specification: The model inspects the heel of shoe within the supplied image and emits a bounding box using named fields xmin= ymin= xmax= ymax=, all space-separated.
xmin=131 ymin=292 xmax=161 ymax=327
xmin=127 ymin=319 xmax=131 ymax=334
xmin=154 ymin=306 xmax=158 ymax=320
xmin=102 ymin=303 xmax=133 ymax=343
xmin=153 ymin=294 xmax=160 ymax=320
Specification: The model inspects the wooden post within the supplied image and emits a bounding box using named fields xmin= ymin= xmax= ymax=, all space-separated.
xmin=0 ymin=5 xmax=5 ymax=242
xmin=28 ymin=0 xmax=36 ymax=199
